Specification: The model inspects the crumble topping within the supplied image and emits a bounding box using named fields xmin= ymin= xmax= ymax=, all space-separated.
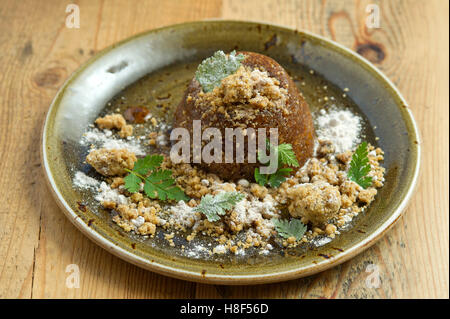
xmin=86 ymin=148 xmax=136 ymax=176
xmin=193 ymin=65 xmax=290 ymax=127
xmin=284 ymin=182 xmax=342 ymax=225
xmin=95 ymin=113 xmax=133 ymax=138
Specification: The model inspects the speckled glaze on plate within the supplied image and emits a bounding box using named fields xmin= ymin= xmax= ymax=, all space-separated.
xmin=41 ymin=20 xmax=420 ymax=285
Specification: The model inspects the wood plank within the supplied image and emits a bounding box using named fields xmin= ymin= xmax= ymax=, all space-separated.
xmin=0 ymin=0 xmax=64 ymax=298
xmin=0 ymin=0 xmax=447 ymax=298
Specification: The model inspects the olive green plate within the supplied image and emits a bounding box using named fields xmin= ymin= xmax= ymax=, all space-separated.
xmin=41 ymin=20 xmax=420 ymax=285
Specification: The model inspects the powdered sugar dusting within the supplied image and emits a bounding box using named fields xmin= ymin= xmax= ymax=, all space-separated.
xmin=73 ymin=171 xmax=100 ymax=189
xmin=169 ymin=200 xmax=201 ymax=229
xmin=80 ymin=128 xmax=145 ymax=155
xmin=94 ymin=181 xmax=130 ymax=205
xmin=315 ymin=107 xmax=362 ymax=153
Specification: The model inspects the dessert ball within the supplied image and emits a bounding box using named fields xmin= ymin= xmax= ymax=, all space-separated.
xmin=173 ymin=51 xmax=315 ymax=180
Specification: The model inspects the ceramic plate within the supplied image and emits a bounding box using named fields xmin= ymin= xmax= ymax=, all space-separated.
xmin=41 ymin=20 xmax=420 ymax=284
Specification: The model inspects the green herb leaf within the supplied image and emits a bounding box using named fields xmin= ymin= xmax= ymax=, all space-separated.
xmin=268 ymin=168 xmax=293 ymax=188
xmin=132 ymin=154 xmax=164 ymax=175
xmin=144 ymin=169 xmax=188 ymax=201
xmin=123 ymin=173 xmax=141 ymax=193
xmin=195 ymin=50 xmax=245 ymax=92
xmin=194 ymin=192 xmax=245 ymax=222
xmin=123 ymin=155 xmax=189 ymax=202
xmin=277 ymin=143 xmax=300 ymax=167
xmin=348 ymin=141 xmax=373 ymax=189
xmin=272 ymin=218 xmax=307 ymax=241
xmin=254 ymin=167 xmax=268 ymax=186
xmin=254 ymin=140 xmax=298 ymax=188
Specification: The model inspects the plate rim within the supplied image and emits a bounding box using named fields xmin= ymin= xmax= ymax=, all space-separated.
xmin=41 ymin=19 xmax=421 ymax=285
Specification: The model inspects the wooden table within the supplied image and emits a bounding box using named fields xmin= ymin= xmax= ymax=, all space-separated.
xmin=0 ymin=0 xmax=448 ymax=299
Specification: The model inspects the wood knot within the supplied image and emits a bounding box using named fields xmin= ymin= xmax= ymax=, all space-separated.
xmin=21 ymin=41 xmax=33 ymax=60
xmin=356 ymin=43 xmax=385 ymax=64
xmin=33 ymin=67 xmax=65 ymax=88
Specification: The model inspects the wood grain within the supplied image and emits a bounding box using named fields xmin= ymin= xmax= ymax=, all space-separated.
xmin=0 ymin=0 xmax=447 ymax=299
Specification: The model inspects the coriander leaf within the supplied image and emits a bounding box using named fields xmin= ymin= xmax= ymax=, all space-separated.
xmin=123 ymin=173 xmax=141 ymax=193
xmin=277 ymin=143 xmax=300 ymax=167
xmin=272 ymin=218 xmax=307 ymax=241
xmin=348 ymin=141 xmax=373 ymax=189
xmin=195 ymin=50 xmax=245 ymax=92
xmin=268 ymin=168 xmax=293 ymax=188
xmin=194 ymin=192 xmax=245 ymax=222
xmin=132 ymin=154 xmax=163 ymax=175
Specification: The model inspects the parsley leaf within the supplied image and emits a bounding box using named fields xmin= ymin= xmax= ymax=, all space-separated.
xmin=277 ymin=143 xmax=300 ymax=167
xmin=348 ymin=141 xmax=373 ymax=189
xmin=194 ymin=192 xmax=245 ymax=222
xmin=268 ymin=168 xmax=293 ymax=188
xmin=195 ymin=50 xmax=245 ymax=92
xmin=123 ymin=173 xmax=141 ymax=193
xmin=272 ymin=218 xmax=307 ymax=241
xmin=254 ymin=167 xmax=268 ymax=186
xmin=124 ymin=155 xmax=189 ymax=202
xmin=132 ymin=154 xmax=163 ymax=175
xmin=144 ymin=169 xmax=184 ymax=201
xmin=255 ymin=140 xmax=299 ymax=188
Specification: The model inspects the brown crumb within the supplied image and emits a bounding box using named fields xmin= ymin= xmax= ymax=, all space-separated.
xmin=284 ymin=182 xmax=341 ymax=226
xmin=358 ymin=188 xmax=377 ymax=204
xmin=95 ymin=113 xmax=133 ymax=138
xmin=86 ymin=148 xmax=136 ymax=176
